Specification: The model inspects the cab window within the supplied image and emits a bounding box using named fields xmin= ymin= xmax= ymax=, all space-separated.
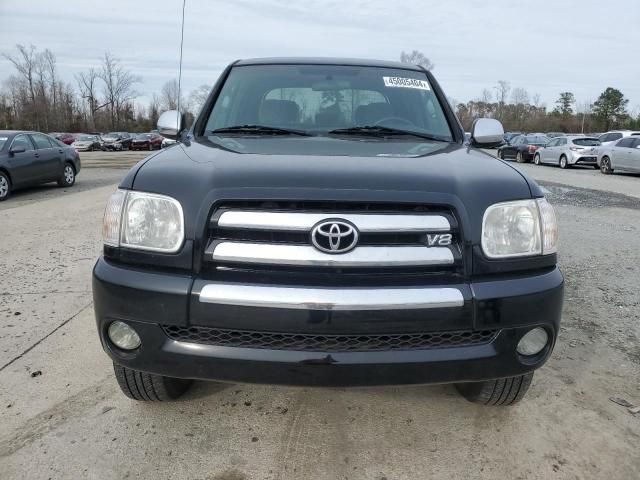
xmin=617 ymin=138 xmax=634 ymax=148
xmin=11 ymin=135 xmax=34 ymax=151
xmin=31 ymin=133 xmax=54 ymax=149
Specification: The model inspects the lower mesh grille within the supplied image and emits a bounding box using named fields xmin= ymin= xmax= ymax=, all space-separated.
xmin=162 ymin=325 xmax=498 ymax=352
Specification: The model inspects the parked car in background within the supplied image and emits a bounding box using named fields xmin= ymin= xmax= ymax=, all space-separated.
xmin=597 ymin=136 xmax=640 ymax=174
xmin=496 ymin=134 xmax=550 ymax=163
xmin=546 ymin=132 xmax=565 ymax=138
xmin=130 ymin=133 xmax=163 ymax=151
xmin=49 ymin=132 xmax=76 ymax=145
xmin=72 ymin=134 xmax=103 ymax=152
xmin=161 ymin=136 xmax=177 ymax=148
xmin=534 ymin=135 xmax=600 ymax=169
xmin=0 ymin=130 xmax=80 ymax=201
xmin=503 ymin=131 xmax=523 ymax=143
xmin=598 ymin=130 xmax=640 ymax=147
xmin=102 ymin=132 xmax=132 ymax=151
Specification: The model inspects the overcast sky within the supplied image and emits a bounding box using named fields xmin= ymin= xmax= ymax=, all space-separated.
xmin=1 ymin=0 xmax=639 ymax=112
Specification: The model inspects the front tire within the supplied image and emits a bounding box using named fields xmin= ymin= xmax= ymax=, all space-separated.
xmin=0 ymin=172 xmax=11 ymax=201
xmin=496 ymin=149 xmax=503 ymax=160
xmin=534 ymin=153 xmax=541 ymax=165
xmin=516 ymin=151 xmax=526 ymax=163
xmin=113 ymin=363 xmax=192 ymax=401
xmin=57 ymin=163 xmax=76 ymax=187
xmin=455 ymin=372 xmax=534 ymax=406
xmin=600 ymin=156 xmax=613 ymax=174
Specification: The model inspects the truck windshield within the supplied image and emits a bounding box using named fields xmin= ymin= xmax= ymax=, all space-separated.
xmin=203 ymin=64 xmax=453 ymax=141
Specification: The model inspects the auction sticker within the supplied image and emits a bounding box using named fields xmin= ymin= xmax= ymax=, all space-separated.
xmin=383 ymin=77 xmax=430 ymax=90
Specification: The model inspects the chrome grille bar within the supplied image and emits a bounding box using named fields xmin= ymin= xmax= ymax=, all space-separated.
xmin=216 ymin=211 xmax=450 ymax=232
xmin=209 ymin=242 xmax=454 ymax=267
xmin=199 ymin=284 xmax=464 ymax=310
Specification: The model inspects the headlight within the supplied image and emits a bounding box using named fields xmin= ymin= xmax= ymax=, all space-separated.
xmin=102 ymin=189 xmax=184 ymax=253
xmin=536 ymin=198 xmax=557 ymax=255
xmin=481 ymin=198 xmax=557 ymax=258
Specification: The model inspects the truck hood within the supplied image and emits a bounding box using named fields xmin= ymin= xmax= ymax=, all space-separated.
xmin=127 ymin=137 xmax=541 ymax=242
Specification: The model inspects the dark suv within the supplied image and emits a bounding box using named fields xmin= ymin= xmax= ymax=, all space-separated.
xmin=93 ymin=58 xmax=563 ymax=405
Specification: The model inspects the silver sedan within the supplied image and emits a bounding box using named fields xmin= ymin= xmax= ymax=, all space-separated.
xmin=533 ymin=135 xmax=600 ymax=169
xmin=597 ymin=136 xmax=640 ymax=174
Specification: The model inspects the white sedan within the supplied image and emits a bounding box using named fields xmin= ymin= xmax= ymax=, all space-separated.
xmin=597 ymin=136 xmax=640 ymax=174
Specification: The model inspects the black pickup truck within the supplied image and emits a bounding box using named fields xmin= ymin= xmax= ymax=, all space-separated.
xmin=93 ymin=58 xmax=563 ymax=406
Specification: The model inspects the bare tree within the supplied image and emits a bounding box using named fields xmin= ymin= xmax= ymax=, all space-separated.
xmin=160 ymin=79 xmax=184 ymax=111
xmin=76 ymin=68 xmax=101 ymax=129
xmin=511 ymin=88 xmax=530 ymax=129
xmin=42 ymin=50 xmax=57 ymax=106
xmin=494 ymin=80 xmax=510 ymax=121
xmin=99 ymin=52 xmax=140 ymax=129
xmin=481 ymin=88 xmax=492 ymax=104
xmin=511 ymin=88 xmax=529 ymax=105
xmin=2 ymin=44 xmax=40 ymax=129
xmin=400 ymin=50 xmax=434 ymax=70
xmin=532 ymin=93 xmax=542 ymax=108
xmin=576 ymin=100 xmax=593 ymax=133
xmin=187 ymin=84 xmax=211 ymax=115
xmin=148 ymin=93 xmax=161 ymax=129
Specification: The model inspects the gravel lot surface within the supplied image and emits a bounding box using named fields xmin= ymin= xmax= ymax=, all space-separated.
xmin=0 ymin=151 xmax=638 ymax=479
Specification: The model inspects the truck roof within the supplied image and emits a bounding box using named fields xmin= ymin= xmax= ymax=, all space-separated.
xmin=234 ymin=57 xmax=424 ymax=71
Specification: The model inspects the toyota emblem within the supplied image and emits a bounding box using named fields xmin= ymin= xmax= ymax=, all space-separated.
xmin=311 ymin=220 xmax=359 ymax=254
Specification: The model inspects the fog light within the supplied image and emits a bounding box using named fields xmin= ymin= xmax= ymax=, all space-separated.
xmin=108 ymin=321 xmax=141 ymax=350
xmin=516 ymin=327 xmax=548 ymax=356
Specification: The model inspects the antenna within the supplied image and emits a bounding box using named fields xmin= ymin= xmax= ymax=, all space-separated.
xmin=176 ymin=0 xmax=186 ymax=128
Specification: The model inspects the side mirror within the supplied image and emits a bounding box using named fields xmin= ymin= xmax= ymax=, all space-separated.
xmin=157 ymin=110 xmax=183 ymax=139
xmin=9 ymin=145 xmax=26 ymax=155
xmin=470 ymin=118 xmax=505 ymax=147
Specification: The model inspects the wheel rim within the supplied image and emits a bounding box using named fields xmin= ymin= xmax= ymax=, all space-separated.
xmin=517 ymin=152 xmax=521 ymax=162
xmin=534 ymin=155 xmax=539 ymax=165
xmin=0 ymin=176 xmax=8 ymax=198
xmin=602 ymin=158 xmax=610 ymax=172
xmin=560 ymin=157 xmax=566 ymax=168
xmin=64 ymin=166 xmax=74 ymax=183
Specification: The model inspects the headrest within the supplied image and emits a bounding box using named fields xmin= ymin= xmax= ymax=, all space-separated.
xmin=259 ymin=99 xmax=300 ymax=125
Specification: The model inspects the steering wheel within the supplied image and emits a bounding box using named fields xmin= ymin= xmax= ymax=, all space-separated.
xmin=373 ymin=116 xmax=416 ymax=128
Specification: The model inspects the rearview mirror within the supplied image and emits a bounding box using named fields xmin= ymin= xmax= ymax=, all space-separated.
xmin=9 ymin=145 xmax=26 ymax=155
xmin=157 ymin=110 xmax=183 ymax=139
xmin=470 ymin=118 xmax=504 ymax=147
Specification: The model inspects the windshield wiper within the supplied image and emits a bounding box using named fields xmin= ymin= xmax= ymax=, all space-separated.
xmin=328 ymin=126 xmax=449 ymax=142
xmin=210 ymin=125 xmax=311 ymax=136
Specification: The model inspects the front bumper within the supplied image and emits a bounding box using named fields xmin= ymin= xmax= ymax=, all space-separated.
xmin=93 ymin=257 xmax=564 ymax=386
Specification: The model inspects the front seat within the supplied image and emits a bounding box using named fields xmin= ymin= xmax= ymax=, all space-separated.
xmin=258 ymin=99 xmax=300 ymax=126
xmin=354 ymin=102 xmax=394 ymax=126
